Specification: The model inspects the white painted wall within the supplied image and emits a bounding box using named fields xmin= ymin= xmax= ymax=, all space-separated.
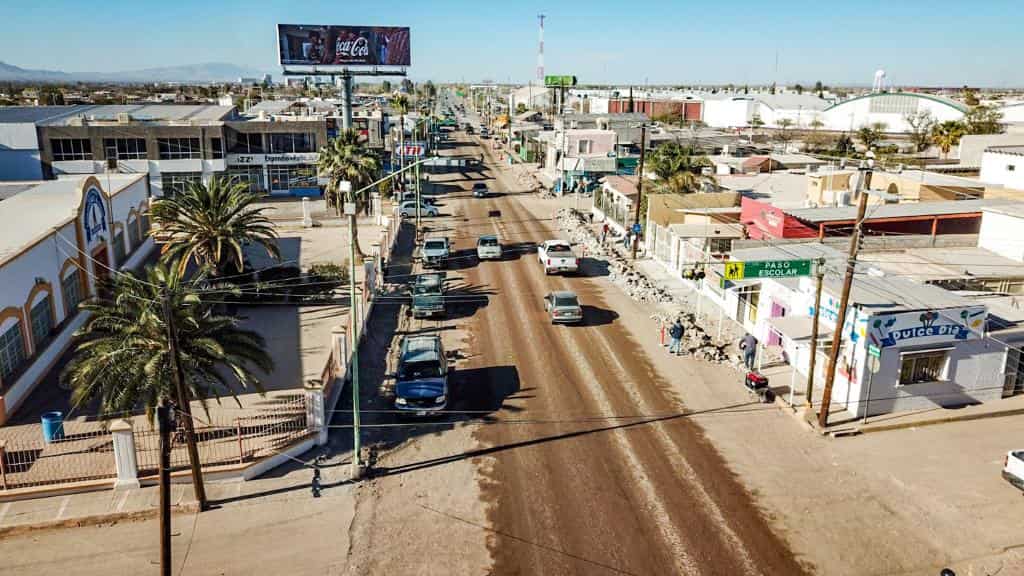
xmin=702 ymin=98 xmax=755 ymax=128
xmin=979 ymin=210 xmax=1024 ymax=262
xmin=0 ymin=123 xmax=43 ymax=180
xmin=821 ymin=95 xmax=965 ymax=134
xmin=980 ymin=150 xmax=1024 ymax=189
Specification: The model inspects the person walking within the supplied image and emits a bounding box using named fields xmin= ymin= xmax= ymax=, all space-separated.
xmin=739 ymin=332 xmax=758 ymax=371
xmin=668 ymin=318 xmax=685 ymax=355
xmin=601 ymin=222 xmax=609 ymax=244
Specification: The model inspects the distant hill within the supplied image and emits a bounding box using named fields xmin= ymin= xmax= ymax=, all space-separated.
xmin=0 ymin=61 xmax=273 ymax=84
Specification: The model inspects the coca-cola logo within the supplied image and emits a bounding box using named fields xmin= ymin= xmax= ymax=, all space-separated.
xmin=336 ymin=37 xmax=370 ymax=58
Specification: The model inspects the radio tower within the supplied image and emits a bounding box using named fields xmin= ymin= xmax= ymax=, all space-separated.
xmin=537 ymin=14 xmax=545 ymax=82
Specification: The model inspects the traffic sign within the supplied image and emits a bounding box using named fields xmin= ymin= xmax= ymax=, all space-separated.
xmin=723 ymin=259 xmax=813 ymax=280
xmin=868 ymin=344 xmax=880 ymax=358
xmin=631 ymin=223 xmax=642 ymax=234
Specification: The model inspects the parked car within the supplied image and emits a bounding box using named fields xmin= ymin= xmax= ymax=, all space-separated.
xmin=394 ymin=335 xmax=449 ymax=416
xmin=411 ymin=273 xmax=445 ymax=318
xmin=476 ymin=235 xmax=502 ymax=260
xmin=1004 ymin=450 xmax=1024 ymax=491
xmin=537 ymin=240 xmax=579 ymax=275
xmin=543 ymin=291 xmax=583 ymax=324
xmin=400 ymin=201 xmax=438 ymax=218
xmin=472 ymin=182 xmax=489 ymax=198
xmin=419 ymin=236 xmax=451 ymax=269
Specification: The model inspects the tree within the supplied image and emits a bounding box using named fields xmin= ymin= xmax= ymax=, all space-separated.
xmin=931 ymin=120 xmax=966 ymax=158
xmin=776 ymin=118 xmax=795 ymax=150
xmin=835 ymin=133 xmax=854 ymax=155
xmin=317 ymin=129 xmax=381 ymax=259
xmin=381 ymin=80 xmax=392 ymax=94
xmin=749 ymin=114 xmax=765 ymax=134
xmin=963 ymin=86 xmax=979 ymax=107
xmin=400 ymin=78 xmax=414 ymax=93
xmin=963 ymin=105 xmax=1003 ymax=135
xmin=63 ymin=263 xmax=273 ymax=507
xmin=769 ymin=82 xmax=777 ymax=95
xmin=856 ymin=124 xmax=884 ymax=150
xmin=647 ymin=141 xmax=713 ymax=181
xmin=903 ymin=111 xmax=936 ymax=153
xmin=150 ymin=177 xmax=279 ymax=277
xmin=654 ymin=171 xmax=717 ymax=195
xmin=809 ymin=118 xmax=824 ymax=131
xmin=813 ymin=80 xmax=824 ymax=93
xmin=793 ymin=84 xmax=804 ymax=95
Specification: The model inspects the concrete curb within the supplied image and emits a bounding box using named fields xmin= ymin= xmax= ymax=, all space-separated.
xmin=0 ymin=501 xmax=200 ymax=538
xmin=852 ymin=406 xmax=1024 ymax=434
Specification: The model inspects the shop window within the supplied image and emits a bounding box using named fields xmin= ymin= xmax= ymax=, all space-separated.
xmin=211 ymin=138 xmax=224 ymax=160
xmin=0 ymin=321 xmax=26 ymax=380
xmin=228 ymin=166 xmax=266 ymax=194
xmin=899 ymin=350 xmax=948 ymax=385
xmin=51 ymin=138 xmax=93 ymax=161
xmin=29 ymin=296 xmax=54 ymax=351
xmin=62 ymin=271 xmax=84 ymax=316
xmin=161 ymin=172 xmax=202 ymax=197
xmin=103 ymin=138 xmax=147 ymax=160
xmin=157 ymin=138 xmax=201 ymax=160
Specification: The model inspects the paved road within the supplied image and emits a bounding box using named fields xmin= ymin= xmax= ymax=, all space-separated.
xmin=369 ymin=123 xmax=806 ymax=575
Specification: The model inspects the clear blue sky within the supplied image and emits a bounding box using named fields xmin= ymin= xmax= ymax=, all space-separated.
xmin=3 ymin=0 xmax=1021 ymax=87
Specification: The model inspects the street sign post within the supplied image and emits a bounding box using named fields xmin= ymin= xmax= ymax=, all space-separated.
xmin=867 ymin=344 xmax=881 ymax=359
xmin=631 ymin=223 xmax=642 ymax=235
xmin=723 ymin=259 xmax=814 ymax=281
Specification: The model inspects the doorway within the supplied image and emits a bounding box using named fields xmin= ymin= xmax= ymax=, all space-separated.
xmin=91 ymin=245 xmax=110 ymax=296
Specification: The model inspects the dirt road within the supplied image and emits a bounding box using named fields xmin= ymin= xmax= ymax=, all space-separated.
xmin=348 ymin=130 xmax=806 ymax=575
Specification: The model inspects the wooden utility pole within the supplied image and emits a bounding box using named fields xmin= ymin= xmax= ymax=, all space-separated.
xmin=157 ymin=402 xmax=173 ymax=576
xmin=804 ymin=258 xmax=826 ymax=408
xmin=818 ymin=165 xmax=873 ymax=428
xmin=162 ymin=291 xmax=207 ymax=510
xmin=631 ymin=124 xmax=648 ymax=260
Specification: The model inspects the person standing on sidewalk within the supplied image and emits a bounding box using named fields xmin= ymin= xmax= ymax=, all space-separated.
xmin=668 ymin=318 xmax=685 ymax=355
xmin=601 ymin=222 xmax=609 ymax=244
xmin=739 ymin=332 xmax=758 ymax=371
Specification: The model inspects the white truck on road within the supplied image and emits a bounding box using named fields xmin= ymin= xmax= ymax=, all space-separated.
xmin=1004 ymin=450 xmax=1024 ymax=491
xmin=537 ymin=240 xmax=579 ymax=275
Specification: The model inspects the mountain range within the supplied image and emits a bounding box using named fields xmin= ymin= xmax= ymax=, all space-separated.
xmin=0 ymin=61 xmax=274 ymax=83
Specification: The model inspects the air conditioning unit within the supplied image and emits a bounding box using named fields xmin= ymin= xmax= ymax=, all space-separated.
xmin=117 ymin=112 xmax=131 ymax=124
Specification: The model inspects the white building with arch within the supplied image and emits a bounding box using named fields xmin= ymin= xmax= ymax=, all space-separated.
xmin=820 ymin=92 xmax=967 ymax=133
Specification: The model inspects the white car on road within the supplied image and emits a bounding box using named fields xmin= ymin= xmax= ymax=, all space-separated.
xmin=1004 ymin=450 xmax=1024 ymax=491
xmin=537 ymin=240 xmax=579 ymax=275
xmin=399 ymin=201 xmax=438 ymax=218
xmin=476 ymin=235 xmax=502 ymax=260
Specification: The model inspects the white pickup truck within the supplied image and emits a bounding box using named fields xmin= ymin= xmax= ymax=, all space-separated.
xmin=537 ymin=240 xmax=579 ymax=275
xmin=1004 ymin=450 xmax=1024 ymax=491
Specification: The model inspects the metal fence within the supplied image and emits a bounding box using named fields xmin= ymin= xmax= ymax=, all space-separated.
xmin=0 ymin=420 xmax=116 ymax=491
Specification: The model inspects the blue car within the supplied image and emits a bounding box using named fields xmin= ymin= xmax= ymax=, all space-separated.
xmin=394 ymin=335 xmax=449 ymax=416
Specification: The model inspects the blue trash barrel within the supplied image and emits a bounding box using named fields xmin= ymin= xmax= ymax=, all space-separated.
xmin=41 ymin=411 xmax=65 ymax=443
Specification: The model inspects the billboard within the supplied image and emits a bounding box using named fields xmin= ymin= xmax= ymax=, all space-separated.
xmin=278 ymin=24 xmax=411 ymax=67
xmin=544 ymin=75 xmax=577 ymax=87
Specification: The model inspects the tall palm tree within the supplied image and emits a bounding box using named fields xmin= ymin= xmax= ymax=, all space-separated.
xmin=149 ymin=176 xmax=279 ymax=277
xmin=63 ymin=263 xmax=273 ymax=505
xmin=392 ymin=93 xmax=410 ymax=190
xmin=317 ymin=129 xmax=381 ymax=259
xmin=932 ymin=120 xmax=966 ymax=159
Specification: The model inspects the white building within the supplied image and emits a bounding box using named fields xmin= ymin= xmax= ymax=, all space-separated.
xmin=0 ymin=174 xmax=154 ymax=424
xmin=510 ymin=85 xmax=552 ymax=112
xmin=819 ymin=92 xmax=966 ymax=134
xmin=979 ymin=203 xmax=1024 ymax=262
xmin=980 ymin=146 xmax=1024 ymax=190
xmin=701 ymin=93 xmax=828 ymax=129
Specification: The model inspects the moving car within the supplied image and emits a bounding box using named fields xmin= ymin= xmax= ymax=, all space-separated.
xmin=394 ymin=335 xmax=449 ymax=416
xmin=472 ymin=182 xmax=489 ymax=198
xmin=411 ymin=273 xmax=445 ymax=318
xmin=420 ymin=236 xmax=451 ymax=269
xmin=399 ymin=201 xmax=438 ymax=218
xmin=401 ymin=192 xmax=436 ymax=205
xmin=1004 ymin=450 xmax=1024 ymax=491
xmin=476 ymin=235 xmax=502 ymax=260
xmin=543 ymin=291 xmax=583 ymax=324
xmin=537 ymin=240 xmax=579 ymax=275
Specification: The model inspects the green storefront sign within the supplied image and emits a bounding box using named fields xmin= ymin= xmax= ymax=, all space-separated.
xmin=544 ymin=75 xmax=577 ymax=87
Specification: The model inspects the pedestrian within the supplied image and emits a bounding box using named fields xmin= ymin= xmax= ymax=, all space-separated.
xmin=623 ymin=232 xmax=631 ymax=249
xmin=601 ymin=222 xmax=609 ymax=244
xmin=587 ymin=212 xmax=594 ymax=225
xmin=668 ymin=318 xmax=685 ymax=355
xmin=739 ymin=332 xmax=758 ymax=371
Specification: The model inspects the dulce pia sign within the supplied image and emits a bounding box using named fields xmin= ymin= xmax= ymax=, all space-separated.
xmin=278 ymin=24 xmax=411 ymax=67
xmin=868 ymin=307 xmax=987 ymax=349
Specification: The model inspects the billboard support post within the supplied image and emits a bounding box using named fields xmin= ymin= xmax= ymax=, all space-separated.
xmin=341 ymin=71 xmax=353 ymax=131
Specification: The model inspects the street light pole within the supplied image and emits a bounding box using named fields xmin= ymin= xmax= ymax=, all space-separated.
xmin=339 ymin=181 xmax=362 ymax=479
xmin=631 ymin=124 xmax=648 ymax=260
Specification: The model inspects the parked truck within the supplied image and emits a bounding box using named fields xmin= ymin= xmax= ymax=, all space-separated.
xmin=411 ymin=273 xmax=445 ymax=319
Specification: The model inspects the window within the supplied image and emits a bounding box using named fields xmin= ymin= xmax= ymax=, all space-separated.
xmin=0 ymin=322 xmax=26 ymax=380
xmin=899 ymin=350 xmax=948 ymax=385
xmin=228 ymin=166 xmax=266 ymax=193
xmin=112 ymin=229 xmax=126 ymax=266
xmin=577 ymin=139 xmax=593 ymax=155
xmin=103 ymin=138 xmax=147 ymax=160
xmin=157 ymin=138 xmax=201 ymax=160
xmin=51 ymin=138 xmax=93 ymax=161
xmin=211 ymin=137 xmax=224 ymax=159
xmin=29 ymin=296 xmax=53 ymax=350
xmin=708 ymin=238 xmax=732 ymax=254
xmin=268 ymin=165 xmax=316 ymax=193
xmin=230 ymin=132 xmax=264 ymax=154
xmin=61 ymin=271 xmax=83 ymax=315
xmin=161 ymin=172 xmax=202 ymax=197
xmin=269 ymin=133 xmax=316 ymax=153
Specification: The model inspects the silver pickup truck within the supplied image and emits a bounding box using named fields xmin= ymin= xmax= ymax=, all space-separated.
xmin=537 ymin=240 xmax=579 ymax=275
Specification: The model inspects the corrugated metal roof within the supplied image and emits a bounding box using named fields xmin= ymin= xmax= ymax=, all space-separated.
xmin=787 ymin=199 xmax=1019 ymax=224
xmin=0 ymin=105 xmax=94 ymax=124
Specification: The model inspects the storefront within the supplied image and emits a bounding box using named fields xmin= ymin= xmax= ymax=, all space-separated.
xmin=226 ymin=153 xmax=321 ymax=197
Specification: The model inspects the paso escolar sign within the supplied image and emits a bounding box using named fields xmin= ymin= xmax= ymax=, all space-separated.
xmin=868 ymin=307 xmax=987 ymax=349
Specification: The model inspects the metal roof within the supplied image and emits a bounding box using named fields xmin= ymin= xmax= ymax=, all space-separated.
xmin=823 ymin=91 xmax=969 ymax=114
xmin=983 ymin=203 xmax=1024 ymax=218
xmin=786 ymin=199 xmax=1019 ymax=224
xmin=986 ymin=145 xmax=1024 ymax=156
xmin=860 ymin=247 xmax=1024 ymax=281
xmin=34 ymin=104 xmax=235 ymax=125
xmin=0 ymin=105 xmax=94 ymax=124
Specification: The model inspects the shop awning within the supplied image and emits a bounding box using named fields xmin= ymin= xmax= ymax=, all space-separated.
xmin=767 ymin=316 xmax=833 ymax=342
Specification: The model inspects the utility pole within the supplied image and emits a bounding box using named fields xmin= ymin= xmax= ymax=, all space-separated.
xmin=804 ymin=257 xmax=826 ymax=408
xmin=158 ymin=402 xmax=172 ymax=576
xmin=631 ymin=124 xmax=648 ymax=260
xmin=415 ymin=143 xmax=422 ymax=233
xmin=818 ymin=157 xmax=874 ymax=428
xmin=161 ymin=291 xmax=207 ymax=511
xmin=341 ymin=181 xmax=362 ymax=479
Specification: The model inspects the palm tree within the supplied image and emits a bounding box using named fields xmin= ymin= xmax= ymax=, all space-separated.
xmin=149 ymin=176 xmax=279 ymax=277
xmin=648 ymin=142 xmax=711 ymax=181
xmin=317 ymin=129 xmax=381 ymax=259
xmin=63 ymin=263 xmax=273 ymax=506
xmin=932 ymin=120 xmax=966 ymax=158
xmin=654 ymin=171 xmax=717 ymax=195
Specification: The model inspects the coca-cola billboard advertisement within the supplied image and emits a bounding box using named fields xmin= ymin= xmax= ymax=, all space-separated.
xmin=278 ymin=24 xmax=411 ymax=67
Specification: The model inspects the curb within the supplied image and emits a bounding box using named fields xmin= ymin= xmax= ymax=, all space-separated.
xmin=852 ymin=406 xmax=1024 ymax=435
xmin=0 ymin=501 xmax=200 ymax=538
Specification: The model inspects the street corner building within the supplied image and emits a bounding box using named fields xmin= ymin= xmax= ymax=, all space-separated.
xmin=0 ymin=173 xmax=153 ymax=425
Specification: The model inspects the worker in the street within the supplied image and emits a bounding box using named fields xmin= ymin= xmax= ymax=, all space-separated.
xmin=668 ymin=318 xmax=685 ymax=355
xmin=739 ymin=332 xmax=758 ymax=370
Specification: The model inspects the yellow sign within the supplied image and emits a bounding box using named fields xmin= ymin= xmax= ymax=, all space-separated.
xmin=724 ymin=261 xmax=745 ymax=280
